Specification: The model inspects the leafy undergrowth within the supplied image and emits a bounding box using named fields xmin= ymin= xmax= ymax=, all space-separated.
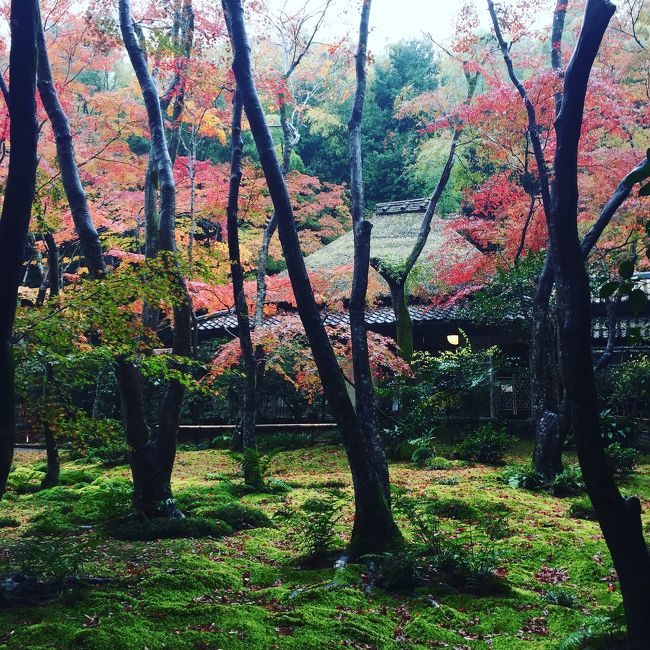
xmin=1 ymin=443 xmax=648 ymax=649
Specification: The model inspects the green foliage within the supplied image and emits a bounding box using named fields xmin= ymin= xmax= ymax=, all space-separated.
xmin=294 ymin=492 xmax=344 ymax=558
xmin=558 ymin=614 xmax=625 ymax=650
xmin=242 ymin=447 xmax=266 ymax=489
xmin=1 ymin=536 xmax=95 ymax=580
xmin=456 ymin=423 xmax=513 ymax=464
xmin=107 ymin=516 xmax=232 ymax=541
xmin=382 ymin=487 xmax=504 ymax=594
xmin=426 ymin=456 xmax=453 ymax=470
xmin=567 ymin=498 xmax=597 ymax=521
xmin=428 ymin=497 xmax=477 ymax=522
xmin=605 ymin=442 xmax=639 ymax=477
xmin=544 ymin=588 xmax=580 ymax=608
xmin=550 ymin=465 xmax=584 ymax=497
xmin=384 ymin=344 xmax=500 ymax=459
xmin=501 ymin=464 xmax=546 ymax=491
xmin=193 ymin=503 xmax=272 ymax=531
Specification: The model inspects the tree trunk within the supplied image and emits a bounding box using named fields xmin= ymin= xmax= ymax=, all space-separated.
xmin=40 ymin=424 xmax=60 ymax=490
xmin=549 ymin=2 xmax=650 ymax=644
xmin=226 ymin=90 xmax=261 ymax=487
xmin=386 ymin=277 xmax=413 ymax=363
xmin=0 ymin=0 xmax=39 ymax=498
xmin=223 ymin=0 xmax=401 ymax=558
xmin=36 ymin=10 xmax=106 ymax=280
xmin=348 ymin=0 xmax=390 ymax=502
xmin=119 ymin=0 xmax=192 ymax=518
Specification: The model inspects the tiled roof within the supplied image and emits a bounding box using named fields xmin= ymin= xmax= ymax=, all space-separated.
xmin=375 ymin=198 xmax=430 ymax=214
xmin=197 ymin=304 xmax=472 ymax=334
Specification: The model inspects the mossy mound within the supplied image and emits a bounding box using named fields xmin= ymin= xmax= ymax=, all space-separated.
xmin=193 ymin=503 xmax=272 ymax=530
xmin=107 ymin=515 xmax=232 ymax=541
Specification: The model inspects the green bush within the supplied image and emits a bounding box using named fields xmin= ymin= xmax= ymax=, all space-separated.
xmin=426 ymin=456 xmax=453 ymax=470
xmin=2 ymin=535 xmax=94 ymax=580
xmin=429 ymin=497 xmax=477 ymax=522
xmin=456 ymin=424 xmax=513 ymax=464
xmin=108 ymin=516 xmax=232 ymax=541
xmin=567 ymin=498 xmax=597 ymax=521
xmin=550 ymin=465 xmax=584 ymax=497
xmin=605 ymin=442 xmax=639 ymax=477
xmin=294 ymin=492 xmax=344 ymax=558
xmin=194 ymin=503 xmax=272 ymax=530
xmin=501 ymin=464 xmax=546 ymax=491
xmin=544 ymin=588 xmax=580 ymax=608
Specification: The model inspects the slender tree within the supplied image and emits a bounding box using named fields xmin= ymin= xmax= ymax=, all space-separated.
xmin=0 ymin=0 xmax=40 ymax=497
xmin=36 ymin=7 xmax=107 ymax=280
xmin=373 ymin=66 xmax=480 ymax=361
xmin=226 ymin=89 xmax=261 ymax=487
xmin=118 ymin=0 xmax=193 ymax=517
xmin=222 ymin=0 xmax=402 ymax=558
xmin=549 ymin=1 xmax=650 ymax=643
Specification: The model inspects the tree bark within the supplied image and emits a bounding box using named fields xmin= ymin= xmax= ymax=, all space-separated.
xmin=348 ymin=0 xmax=390 ymax=501
xmin=36 ymin=9 xmax=106 ymax=280
xmin=0 ymin=0 xmax=39 ymax=498
xmin=227 ymin=90 xmax=261 ymax=487
xmin=119 ymin=0 xmax=192 ymax=518
xmin=549 ymin=2 xmax=650 ymax=644
xmin=222 ymin=0 xmax=402 ymax=558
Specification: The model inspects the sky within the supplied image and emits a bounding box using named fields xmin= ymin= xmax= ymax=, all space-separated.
xmin=258 ymin=0 xmax=489 ymax=52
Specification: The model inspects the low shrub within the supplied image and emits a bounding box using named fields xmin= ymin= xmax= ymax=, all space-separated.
xmin=456 ymin=424 xmax=513 ymax=464
xmin=550 ymin=465 xmax=584 ymax=497
xmin=435 ymin=476 xmax=460 ymax=486
xmin=501 ymin=464 xmax=546 ymax=491
xmin=544 ymin=588 xmax=580 ymax=608
xmin=567 ymin=498 xmax=597 ymax=521
xmin=605 ymin=443 xmax=639 ymax=477
xmin=429 ymin=497 xmax=477 ymax=522
xmin=294 ymin=492 xmax=344 ymax=558
xmin=1 ymin=535 xmax=94 ymax=580
xmin=426 ymin=456 xmax=453 ymax=470
xmin=107 ymin=516 xmax=232 ymax=541
xmin=482 ymin=511 xmax=511 ymax=540
xmin=194 ymin=503 xmax=272 ymax=530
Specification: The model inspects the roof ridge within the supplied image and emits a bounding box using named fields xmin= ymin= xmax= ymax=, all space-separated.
xmin=375 ymin=198 xmax=430 ymax=214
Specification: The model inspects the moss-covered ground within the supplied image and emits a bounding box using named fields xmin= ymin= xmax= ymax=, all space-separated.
xmin=1 ymin=440 xmax=649 ymax=649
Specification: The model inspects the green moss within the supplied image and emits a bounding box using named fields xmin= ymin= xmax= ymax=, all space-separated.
xmin=194 ymin=503 xmax=272 ymax=530
xmin=107 ymin=516 xmax=232 ymax=541
xmin=0 ymin=444 xmax=640 ymax=649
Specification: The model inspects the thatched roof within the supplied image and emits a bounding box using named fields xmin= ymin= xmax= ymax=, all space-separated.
xmin=303 ymin=199 xmax=481 ymax=296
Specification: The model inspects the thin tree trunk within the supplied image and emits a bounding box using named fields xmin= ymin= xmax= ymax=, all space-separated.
xmin=119 ymin=0 xmax=192 ymax=518
xmin=348 ymin=0 xmax=390 ymax=501
xmin=36 ymin=9 xmax=106 ymax=279
xmin=227 ymin=90 xmax=261 ymax=487
xmin=375 ymin=67 xmax=479 ymax=362
xmin=0 ymin=0 xmax=39 ymax=498
xmin=223 ymin=0 xmax=401 ymax=558
xmin=550 ymin=2 xmax=650 ymax=644
xmin=40 ymin=364 xmax=60 ymax=489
